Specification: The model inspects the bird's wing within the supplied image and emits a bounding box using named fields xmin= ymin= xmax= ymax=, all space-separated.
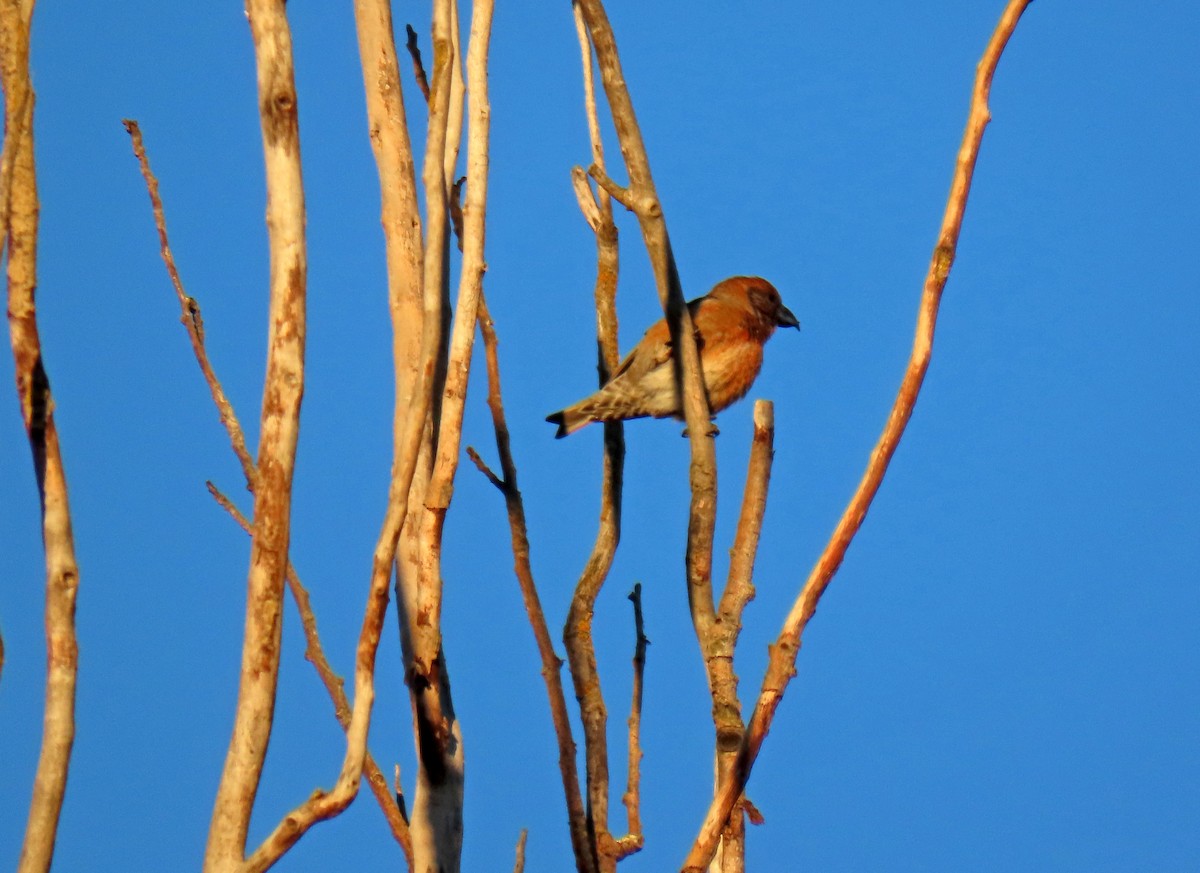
xmin=611 ymin=317 xmax=672 ymax=380
xmin=614 ymin=297 xmax=717 ymax=377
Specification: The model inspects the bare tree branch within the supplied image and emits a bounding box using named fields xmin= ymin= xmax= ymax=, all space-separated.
xmin=351 ymin=0 xmax=426 ymax=470
xmin=126 ymin=112 xmax=414 ymax=864
xmin=395 ymin=0 xmax=453 ymax=760
xmin=616 ymin=583 xmax=648 ymax=859
xmin=703 ymin=400 xmax=775 ymax=873
xmin=572 ymin=0 xmax=719 ymax=753
xmin=417 ymin=0 xmax=492 ymax=697
xmin=205 ymin=482 xmax=414 ymax=860
xmin=201 ymin=0 xmax=314 ymax=867
xmin=561 ymin=5 xmax=625 ymax=870
xmin=399 ymin=2 xmax=493 ymax=869
xmin=512 ymin=829 xmax=529 ymax=873
xmin=122 ymin=119 xmax=257 ymax=489
xmin=3 ymin=3 xmax=81 ymax=870
xmin=469 ymin=292 xmax=593 ymax=872
xmin=404 ymin=23 xmax=432 ymax=103
xmin=681 ymin=2 xmax=1036 ymax=868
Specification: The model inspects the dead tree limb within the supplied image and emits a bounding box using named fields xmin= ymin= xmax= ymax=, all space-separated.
xmin=2 ymin=2 xmax=81 ymax=870
xmin=681 ymin=2 xmax=1036 ymax=868
xmin=572 ymin=0 xmax=718 ymax=667
xmin=467 ymin=291 xmax=592 ymax=871
xmin=561 ymin=4 xmax=625 ymax=870
xmin=202 ymin=0 xmax=310 ymax=867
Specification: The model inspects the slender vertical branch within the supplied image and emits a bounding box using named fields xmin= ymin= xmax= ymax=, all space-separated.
xmin=203 ymin=0 xmax=307 ymax=868
xmin=3 ymin=3 xmax=81 ymax=871
xmin=442 ymin=0 xmax=466 ymax=193
xmin=512 ymin=830 xmax=529 ymax=873
xmin=616 ymin=583 xmax=648 ymax=858
xmin=350 ymin=12 xmax=437 ymax=861
xmin=573 ymin=0 xmax=718 ymax=663
xmin=403 ymin=2 xmax=493 ymax=870
xmin=417 ymin=0 xmax=492 ymax=706
xmin=399 ymin=0 xmax=452 ymax=743
xmin=681 ymin=3 xmax=1035 ymax=868
xmin=122 ymin=120 xmax=257 ymax=488
xmin=348 ymin=9 xmax=451 ymax=869
xmin=705 ymin=401 xmax=775 ymax=873
xmin=562 ymin=5 xmax=623 ymax=870
xmin=468 ymin=291 xmax=593 ymax=871
xmin=351 ymin=0 xmax=426 ymax=475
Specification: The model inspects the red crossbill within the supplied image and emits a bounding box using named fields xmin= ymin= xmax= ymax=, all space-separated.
xmin=547 ymin=276 xmax=798 ymax=438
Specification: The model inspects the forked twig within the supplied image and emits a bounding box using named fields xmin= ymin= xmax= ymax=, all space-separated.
xmin=572 ymin=1 xmax=720 ymax=782
xmin=468 ymin=293 xmax=592 ymax=871
xmin=561 ymin=4 xmax=626 ymax=870
xmin=704 ymin=400 xmax=775 ymax=871
xmin=205 ymin=482 xmax=413 ymax=858
xmin=124 ymin=117 xmax=412 ymax=862
xmin=681 ymin=2 xmax=1036 ymax=868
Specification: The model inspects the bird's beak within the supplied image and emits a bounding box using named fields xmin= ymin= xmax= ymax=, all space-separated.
xmin=776 ymin=304 xmax=800 ymax=330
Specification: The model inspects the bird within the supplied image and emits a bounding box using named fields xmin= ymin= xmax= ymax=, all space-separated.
xmin=546 ymin=276 xmax=798 ymax=438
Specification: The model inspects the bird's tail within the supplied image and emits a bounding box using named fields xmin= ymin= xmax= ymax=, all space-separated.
xmin=545 ymin=407 xmax=592 ymax=439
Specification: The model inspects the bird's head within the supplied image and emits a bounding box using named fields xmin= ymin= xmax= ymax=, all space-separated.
xmin=715 ymin=276 xmax=800 ymax=333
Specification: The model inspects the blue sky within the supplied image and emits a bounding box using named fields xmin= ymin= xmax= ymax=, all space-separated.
xmin=3 ymin=1 xmax=1198 ymax=871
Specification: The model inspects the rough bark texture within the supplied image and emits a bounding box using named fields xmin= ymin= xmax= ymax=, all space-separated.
xmin=3 ymin=3 xmax=82 ymax=870
xmin=203 ymin=0 xmax=307 ymax=869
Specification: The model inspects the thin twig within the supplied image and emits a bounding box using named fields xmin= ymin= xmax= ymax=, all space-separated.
xmin=615 ymin=583 xmax=648 ymax=858
xmin=122 ymin=120 xmax=256 ymax=489
xmin=586 ymin=163 xmax=634 ymax=211
xmin=681 ymin=2 xmax=1036 ymax=868
xmin=204 ymin=482 xmax=414 ymax=859
xmin=3 ymin=3 xmax=81 ymax=870
xmin=464 ymin=445 xmax=504 ymax=490
xmin=512 ymin=829 xmax=529 ymax=873
xmin=129 ymin=77 xmax=414 ymax=866
xmin=442 ymin=1 xmax=466 ymax=195
xmin=472 ymin=293 xmax=592 ymax=872
xmin=449 ymin=175 xmax=466 ymax=250
xmin=404 ymin=24 xmax=431 ymax=102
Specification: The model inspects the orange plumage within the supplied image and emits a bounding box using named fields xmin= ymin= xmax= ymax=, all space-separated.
xmin=547 ymin=276 xmax=799 ymax=438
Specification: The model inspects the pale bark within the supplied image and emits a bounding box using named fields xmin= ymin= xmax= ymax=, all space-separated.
xmin=3 ymin=3 xmax=82 ymax=869
xmin=682 ymin=2 xmax=1037 ymax=867
xmin=203 ymin=0 xmax=307 ymax=868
